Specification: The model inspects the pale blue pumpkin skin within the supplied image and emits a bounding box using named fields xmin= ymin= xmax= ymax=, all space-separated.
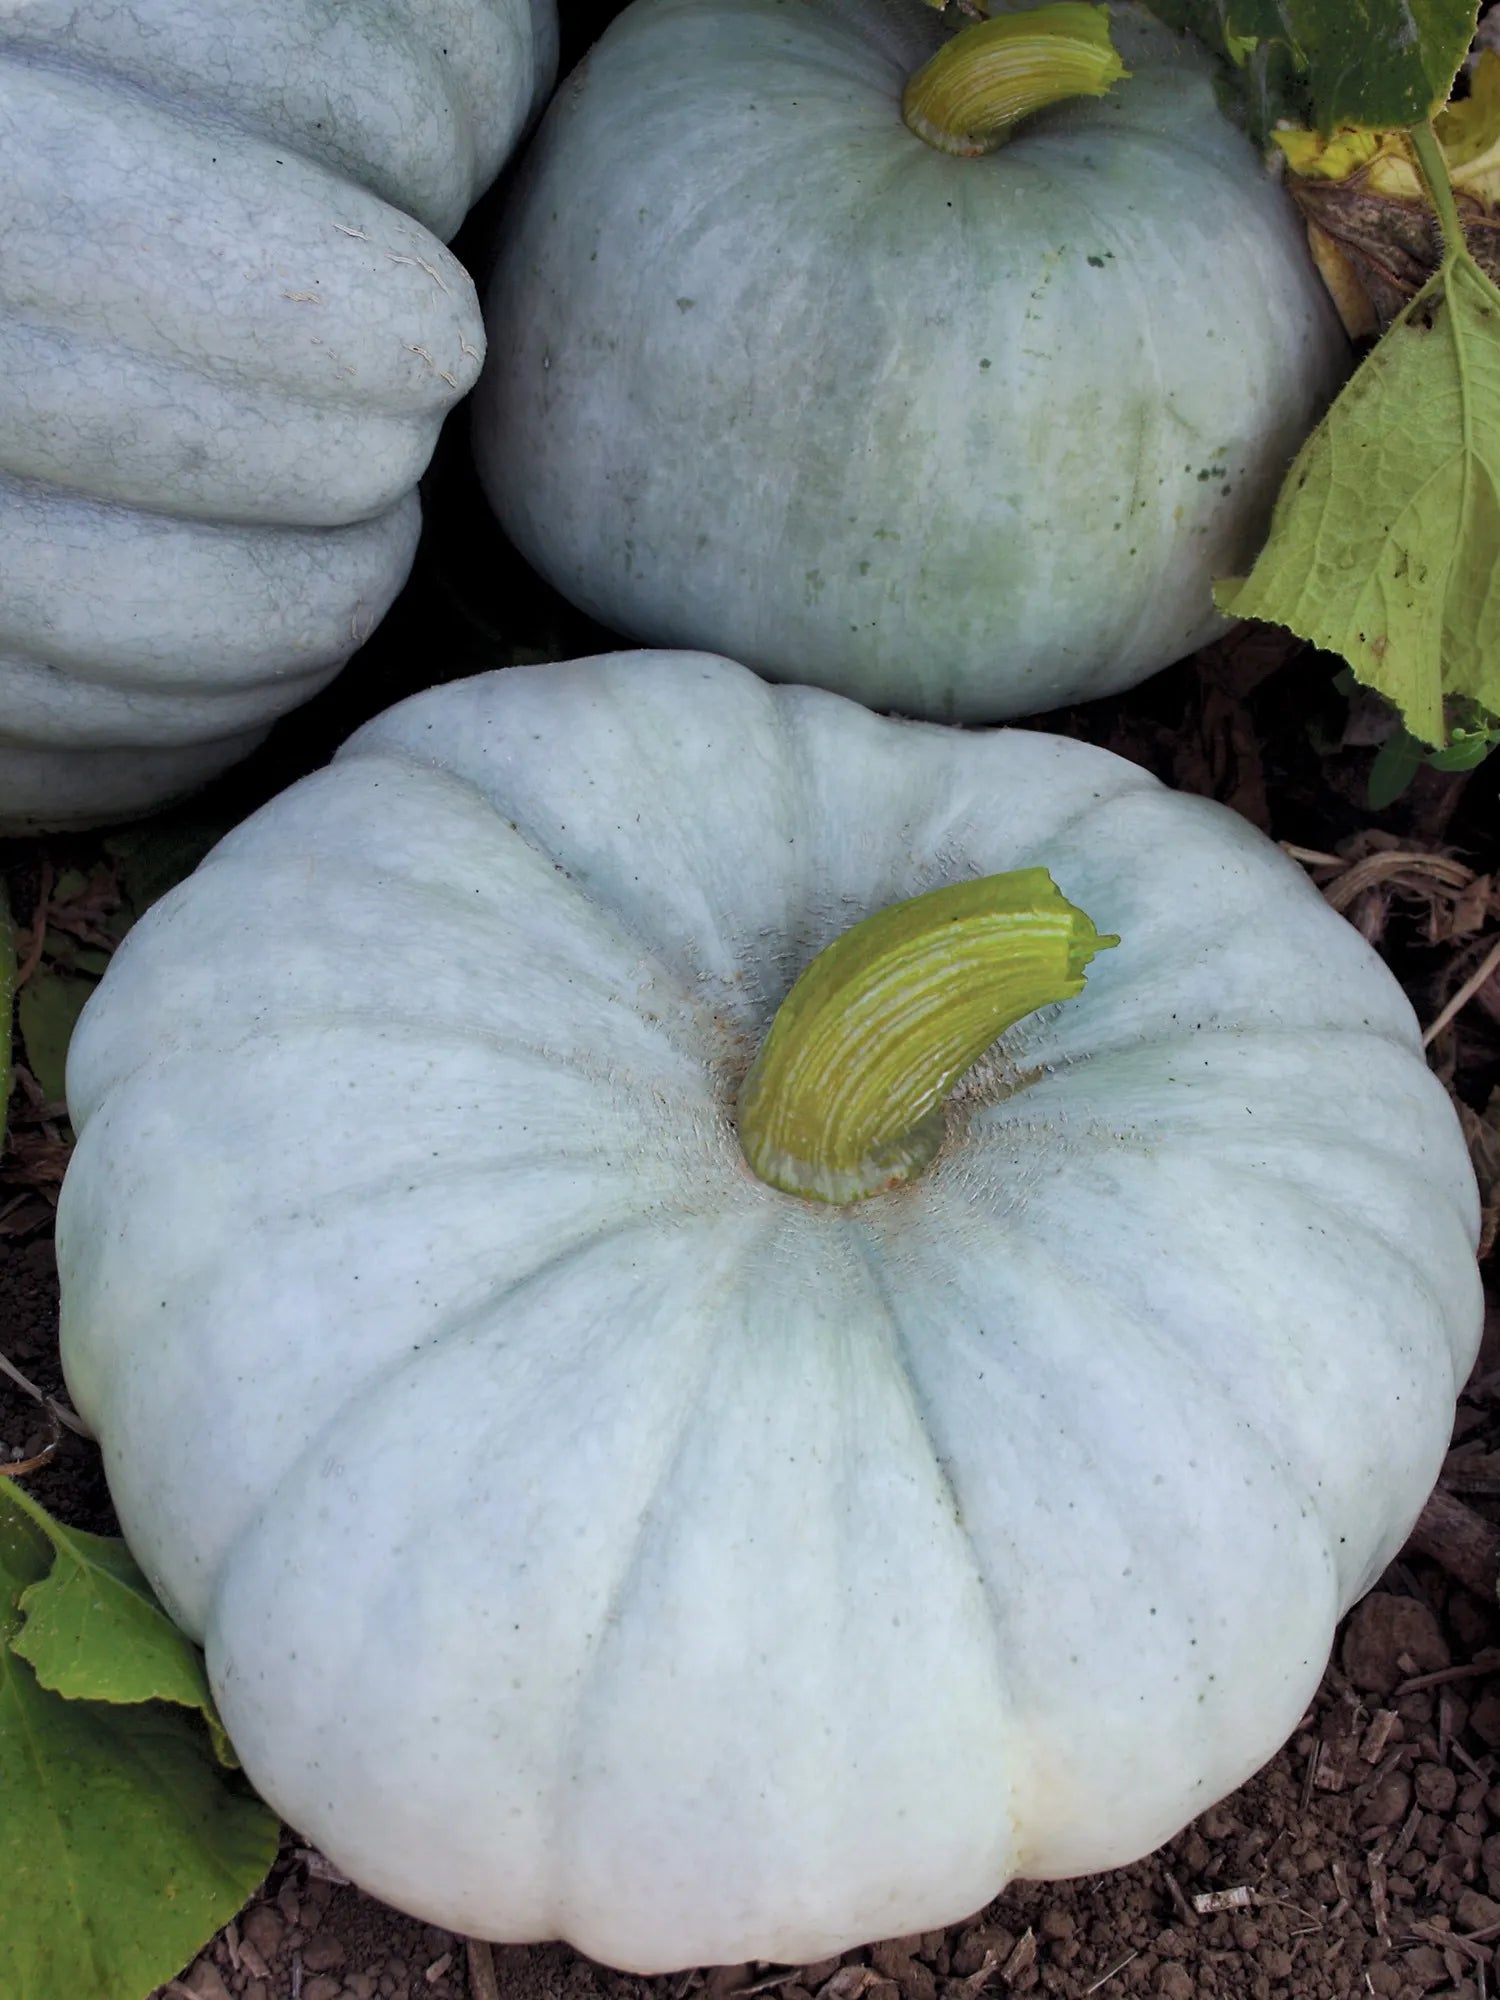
xmin=0 ymin=0 xmax=557 ymax=832
xmin=476 ymin=0 xmax=1348 ymax=722
xmin=59 ymin=653 xmax=1480 ymax=1973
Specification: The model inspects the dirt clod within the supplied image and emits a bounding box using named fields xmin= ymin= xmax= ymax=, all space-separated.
xmin=1342 ymin=1593 xmax=1451 ymax=1693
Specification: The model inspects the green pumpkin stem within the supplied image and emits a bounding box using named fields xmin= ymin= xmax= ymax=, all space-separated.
xmin=735 ymin=868 xmax=1115 ymax=1204
xmin=902 ymin=4 xmax=1128 ymax=158
xmin=1410 ymin=120 xmax=1468 ymax=265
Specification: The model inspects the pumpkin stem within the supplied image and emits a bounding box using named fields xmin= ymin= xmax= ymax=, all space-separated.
xmin=735 ymin=869 xmax=1115 ymax=1204
xmin=902 ymin=4 xmax=1128 ymax=158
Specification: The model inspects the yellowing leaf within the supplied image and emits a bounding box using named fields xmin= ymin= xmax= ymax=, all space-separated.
xmin=1216 ymin=247 xmax=1500 ymax=746
xmin=1274 ymin=125 xmax=1389 ymax=180
xmin=1436 ymin=48 xmax=1500 ymax=172
xmin=1276 ymin=54 xmax=1500 ymax=209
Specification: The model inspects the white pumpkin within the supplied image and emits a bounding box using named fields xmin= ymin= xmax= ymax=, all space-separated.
xmin=59 ymin=652 xmax=1479 ymax=1971
xmin=0 ymin=0 xmax=557 ymax=832
xmin=475 ymin=0 xmax=1348 ymax=721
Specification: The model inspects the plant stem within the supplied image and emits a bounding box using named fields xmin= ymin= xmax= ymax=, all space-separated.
xmin=736 ymin=868 xmax=1114 ymax=1204
xmin=901 ymin=3 xmax=1127 ymax=158
xmin=1411 ymin=119 xmax=1468 ymax=264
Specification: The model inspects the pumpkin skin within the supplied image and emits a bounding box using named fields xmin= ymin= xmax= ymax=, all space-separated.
xmin=0 ymin=0 xmax=557 ymax=832
xmin=58 ymin=653 xmax=1479 ymax=1971
xmin=475 ymin=0 xmax=1348 ymax=721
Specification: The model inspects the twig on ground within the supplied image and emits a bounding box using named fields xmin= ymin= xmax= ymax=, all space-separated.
xmin=1082 ymin=1951 xmax=1137 ymax=1993
xmin=468 ymin=1939 xmax=501 ymax=2000
xmin=1424 ymin=935 xmax=1500 ymax=1045
xmin=0 ymin=1347 xmax=90 ymax=1436
xmin=1404 ymin=1489 xmax=1500 ymax=1600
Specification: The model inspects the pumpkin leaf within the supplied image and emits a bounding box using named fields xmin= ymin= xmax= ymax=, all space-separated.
xmin=17 ymin=967 xmax=94 ymax=1108
xmin=0 ymin=1483 xmax=277 ymax=2000
xmin=2 ymin=1478 xmax=234 ymax=1759
xmin=1139 ymin=0 xmax=1476 ymax=129
xmin=1215 ymin=240 xmax=1500 ymax=746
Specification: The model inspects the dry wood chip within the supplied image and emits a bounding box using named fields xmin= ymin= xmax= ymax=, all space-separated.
xmin=293 ymin=1846 xmax=352 ymax=1886
xmin=1360 ymin=1710 xmax=1401 ymax=1763
xmin=1162 ymin=1869 xmax=1198 ymax=1925
xmin=816 ymin=1969 xmax=885 ymax=2000
xmin=1191 ymin=1886 xmax=1253 ymax=1914
xmin=237 ymin=1942 xmax=270 ymax=1981
xmin=468 ymin=1940 xmax=501 ymax=2000
xmin=998 ymin=1930 xmax=1035 ymax=1986
xmin=426 ymin=1953 xmax=454 ymax=1984
xmin=1368 ymin=1847 xmax=1392 ymax=1943
xmin=1314 ymin=1737 xmax=1352 ymax=1791
xmin=1389 ymin=1804 xmax=1423 ymax=1864
xmin=950 ymin=1952 xmax=999 ymax=1996
xmin=1408 ymin=1921 xmax=1493 ymax=1965
xmin=1392 ymin=1648 xmax=1500 ymax=1696
xmin=1408 ymin=1488 xmax=1500 ymax=1600
xmin=1300 ymin=1738 xmax=1319 ymax=1810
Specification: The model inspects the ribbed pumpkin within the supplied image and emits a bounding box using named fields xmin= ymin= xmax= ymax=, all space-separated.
xmin=0 ymin=0 xmax=557 ymax=831
xmin=475 ymin=0 xmax=1348 ymax=721
xmin=59 ymin=651 xmax=1480 ymax=1972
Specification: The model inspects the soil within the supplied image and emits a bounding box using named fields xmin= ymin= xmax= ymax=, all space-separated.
xmin=10 ymin=18 xmax=1500 ymax=1988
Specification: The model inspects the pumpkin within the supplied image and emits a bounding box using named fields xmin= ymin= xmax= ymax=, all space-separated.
xmin=0 ymin=0 xmax=557 ymax=833
xmin=58 ymin=651 xmax=1480 ymax=1971
xmin=474 ymin=0 xmax=1348 ymax=722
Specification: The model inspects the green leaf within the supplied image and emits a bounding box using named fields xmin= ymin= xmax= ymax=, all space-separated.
xmin=0 ymin=1484 xmax=278 ymax=2000
xmin=1 ymin=1481 xmax=228 ymax=1749
xmin=1428 ymin=721 xmax=1500 ymax=768
xmin=1366 ymin=727 xmax=1428 ymax=807
xmin=17 ymin=967 xmax=95 ymax=1107
xmin=1216 ymin=246 xmax=1500 ymax=747
xmin=1142 ymin=0 xmax=1476 ymax=129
